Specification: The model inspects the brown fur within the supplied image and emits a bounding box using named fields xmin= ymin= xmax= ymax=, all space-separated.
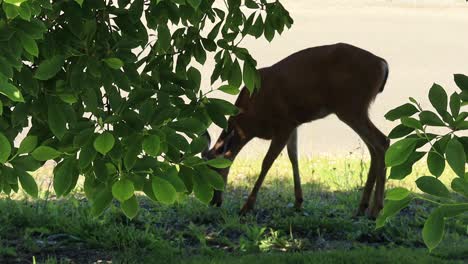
xmin=204 ymin=43 xmax=390 ymax=218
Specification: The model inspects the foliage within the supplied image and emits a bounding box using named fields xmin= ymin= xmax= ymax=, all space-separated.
xmin=379 ymin=74 xmax=468 ymax=251
xmin=0 ymin=0 xmax=292 ymax=217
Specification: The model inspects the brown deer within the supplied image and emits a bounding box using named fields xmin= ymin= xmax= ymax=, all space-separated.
xmin=202 ymin=43 xmax=390 ymax=218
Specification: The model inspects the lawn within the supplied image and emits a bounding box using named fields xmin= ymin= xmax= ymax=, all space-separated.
xmin=0 ymin=154 xmax=467 ymax=263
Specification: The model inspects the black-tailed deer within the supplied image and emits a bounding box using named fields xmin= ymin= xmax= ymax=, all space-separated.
xmin=202 ymin=43 xmax=390 ymax=218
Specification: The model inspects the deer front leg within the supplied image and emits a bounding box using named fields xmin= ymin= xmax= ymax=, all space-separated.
xmin=210 ymin=168 xmax=229 ymax=207
xmin=287 ymin=128 xmax=303 ymax=210
xmin=240 ymin=134 xmax=290 ymax=215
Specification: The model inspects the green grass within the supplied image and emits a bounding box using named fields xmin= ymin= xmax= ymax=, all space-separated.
xmin=0 ymin=155 xmax=467 ymax=263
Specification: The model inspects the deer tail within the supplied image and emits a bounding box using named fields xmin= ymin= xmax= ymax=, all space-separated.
xmin=378 ymin=59 xmax=389 ymax=93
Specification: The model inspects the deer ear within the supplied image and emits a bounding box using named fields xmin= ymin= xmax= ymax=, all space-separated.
xmin=201 ymin=131 xmax=211 ymax=158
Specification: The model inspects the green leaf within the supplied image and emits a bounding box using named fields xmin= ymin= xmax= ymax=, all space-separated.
xmin=433 ymin=135 xmax=451 ymax=154
xmin=386 ymin=187 xmax=411 ymax=201
xmin=206 ymin=105 xmax=227 ymax=128
xmin=93 ymin=159 xmax=109 ymax=182
xmin=142 ymin=135 xmax=161 ymax=157
xmin=205 ymin=99 xmax=238 ymax=129
xmin=451 ymin=178 xmax=468 ymax=197
xmin=250 ymin=14 xmax=263 ymax=38
xmin=128 ymin=0 xmax=143 ymax=21
xmin=416 ymin=176 xmax=450 ymax=198
xmin=10 ymin=155 xmax=41 ymax=171
xmin=243 ymin=61 xmax=257 ymax=93
xmin=208 ymin=99 xmax=238 ymax=115
xmin=245 ymin=0 xmax=258 ymax=9
xmin=53 ymin=159 xmax=75 ymax=197
xmin=461 ymin=91 xmax=468 ymax=102
xmin=74 ymin=0 xmax=84 ymax=7
xmin=218 ymin=84 xmax=240 ymax=95
xmin=449 ymin=92 xmax=461 ymax=117
xmin=193 ymin=175 xmax=213 ymax=204
xmin=0 ymin=57 xmax=13 ymax=78
xmin=143 ymin=180 xmax=158 ymax=202
xmin=0 ymin=82 xmax=24 ymax=102
xmin=229 ymin=59 xmax=242 ymax=88
xmin=112 ymin=179 xmax=135 ymax=202
xmin=190 ymin=136 xmax=209 ymax=154
xmin=157 ymin=25 xmax=171 ymax=52
xmin=385 ymin=103 xmax=419 ymax=121
xmin=206 ymin=158 xmax=232 ymax=169
xmin=3 ymin=4 xmax=19 ymax=19
xmin=124 ymin=143 xmax=140 ymax=170
xmin=194 ymin=43 xmax=206 ymax=65
xmin=48 ymin=103 xmax=67 ymax=140
xmin=454 ymin=74 xmax=468 ymax=91
xmin=445 ymin=138 xmax=466 ymax=178
xmin=160 ymin=166 xmax=185 ymax=192
xmin=400 ymin=117 xmax=423 ymax=130
xmin=79 ymin=142 xmax=96 ymax=169
xmin=34 ymin=56 xmax=64 ymax=80
xmin=423 ymin=210 xmax=445 ymax=251
xmin=103 ymin=58 xmax=124 ymax=70
xmin=388 ymin=124 xmax=415 ymax=139
xmin=18 ymin=136 xmax=38 ymax=155
xmin=178 ymin=165 xmax=194 ymax=193
xmin=385 ymin=138 xmax=419 ymax=167
xmin=19 ymin=32 xmax=38 ymax=57
xmin=31 ymin=146 xmax=62 ymax=161
xmin=121 ymin=195 xmax=139 ymax=219
xmin=376 ymin=196 xmax=412 ymax=228
xmin=438 ymin=203 xmax=468 ymax=217
xmin=18 ymin=2 xmax=31 ymax=21
xmin=4 ymin=0 xmax=28 ymax=6
xmin=94 ymin=132 xmax=115 ymax=155
xmin=170 ymin=118 xmax=206 ymax=134
xmin=427 ymin=150 xmax=445 ymax=178
xmin=388 ymin=151 xmax=425 ymax=180
xmin=152 ymin=176 xmax=177 ymax=204
xmin=0 ymin=132 xmax=11 ymax=163
xmin=187 ymin=0 xmax=201 ymax=10
xmin=91 ymin=189 xmax=113 ymax=217
xmin=264 ymin=17 xmax=274 ymax=42
xmin=17 ymin=169 xmax=37 ymax=198
xmin=419 ymin=111 xmax=445 ymax=126
xmin=208 ymin=21 xmax=222 ymax=40
xmin=429 ymin=83 xmax=448 ymax=115
xmin=187 ymin=67 xmax=201 ymax=92
xmin=197 ymin=167 xmax=224 ymax=190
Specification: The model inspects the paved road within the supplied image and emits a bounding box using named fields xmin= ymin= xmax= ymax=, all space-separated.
xmin=203 ymin=0 xmax=468 ymax=157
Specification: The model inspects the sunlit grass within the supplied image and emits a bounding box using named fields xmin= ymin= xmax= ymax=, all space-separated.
xmin=228 ymin=153 xmax=456 ymax=195
xmin=6 ymin=152 xmax=459 ymax=202
xmin=1 ymin=154 xmax=465 ymax=264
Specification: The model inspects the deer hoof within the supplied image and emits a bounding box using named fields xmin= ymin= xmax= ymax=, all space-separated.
xmin=210 ymin=192 xmax=223 ymax=207
xmin=294 ymin=202 xmax=303 ymax=212
xmin=239 ymin=204 xmax=253 ymax=216
xmin=354 ymin=205 xmax=368 ymax=218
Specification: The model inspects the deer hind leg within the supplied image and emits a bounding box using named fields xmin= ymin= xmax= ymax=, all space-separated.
xmin=287 ymin=128 xmax=303 ymax=210
xmin=356 ymin=142 xmax=378 ymax=216
xmin=367 ymin=123 xmax=389 ymax=218
xmin=338 ymin=113 xmax=389 ymax=218
xmin=240 ymin=132 xmax=291 ymax=215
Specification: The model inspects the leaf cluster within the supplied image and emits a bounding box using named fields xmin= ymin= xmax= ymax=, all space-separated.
xmin=379 ymin=74 xmax=468 ymax=251
xmin=0 ymin=0 xmax=293 ymax=218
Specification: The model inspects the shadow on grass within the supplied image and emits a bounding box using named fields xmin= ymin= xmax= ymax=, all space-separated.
xmin=0 ymin=175 xmax=467 ymax=264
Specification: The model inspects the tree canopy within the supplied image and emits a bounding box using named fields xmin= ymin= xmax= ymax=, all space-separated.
xmin=0 ymin=0 xmax=292 ymax=218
